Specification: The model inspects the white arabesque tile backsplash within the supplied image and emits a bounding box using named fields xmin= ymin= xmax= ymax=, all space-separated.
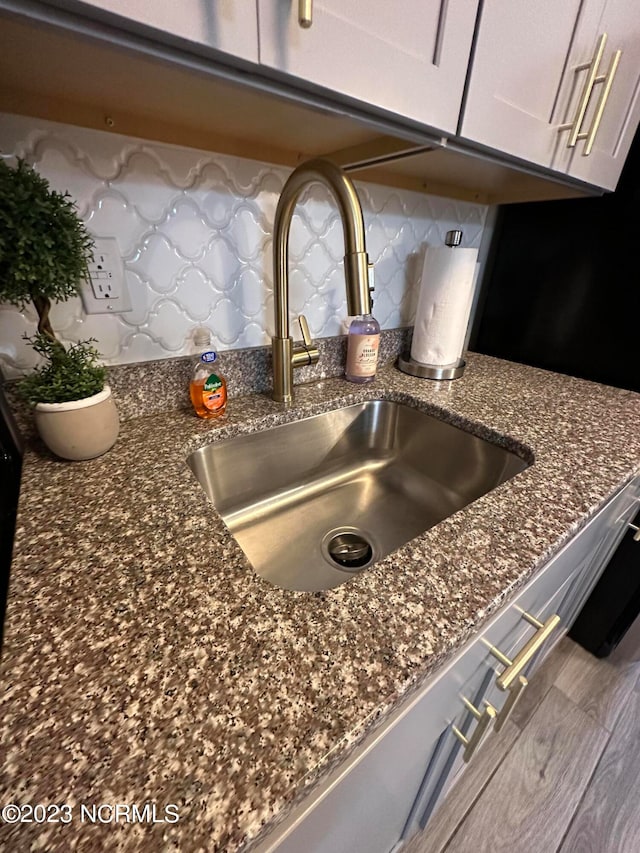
xmin=0 ymin=114 xmax=488 ymax=378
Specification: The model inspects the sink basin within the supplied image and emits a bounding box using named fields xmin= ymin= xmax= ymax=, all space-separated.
xmin=187 ymin=400 xmax=529 ymax=591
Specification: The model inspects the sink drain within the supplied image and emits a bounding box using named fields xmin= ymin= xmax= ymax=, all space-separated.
xmin=322 ymin=528 xmax=375 ymax=571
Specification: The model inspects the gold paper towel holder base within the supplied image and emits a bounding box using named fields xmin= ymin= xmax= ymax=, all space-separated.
xmin=396 ymin=355 xmax=466 ymax=380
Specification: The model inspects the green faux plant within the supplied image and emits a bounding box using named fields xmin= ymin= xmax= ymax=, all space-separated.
xmin=0 ymin=157 xmax=94 ymax=341
xmin=16 ymin=334 xmax=106 ymax=405
xmin=0 ymin=158 xmax=105 ymax=404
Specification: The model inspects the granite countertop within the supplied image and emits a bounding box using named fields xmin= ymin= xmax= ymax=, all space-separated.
xmin=2 ymin=353 xmax=640 ymax=852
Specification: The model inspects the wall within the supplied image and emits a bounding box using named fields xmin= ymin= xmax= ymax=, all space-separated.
xmin=0 ymin=114 xmax=488 ymax=379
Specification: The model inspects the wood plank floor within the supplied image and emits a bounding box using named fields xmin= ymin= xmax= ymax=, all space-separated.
xmin=405 ymin=620 xmax=640 ymax=853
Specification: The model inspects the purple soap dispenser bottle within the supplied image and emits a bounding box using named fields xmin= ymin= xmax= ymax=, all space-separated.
xmin=345 ymin=265 xmax=380 ymax=383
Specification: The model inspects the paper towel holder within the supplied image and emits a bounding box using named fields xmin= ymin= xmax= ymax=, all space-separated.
xmin=397 ymin=230 xmax=467 ymax=381
xmin=397 ymin=355 xmax=466 ymax=380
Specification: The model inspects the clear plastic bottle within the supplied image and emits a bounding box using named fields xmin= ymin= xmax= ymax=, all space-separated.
xmin=345 ymin=313 xmax=380 ymax=383
xmin=189 ymin=328 xmax=227 ymax=418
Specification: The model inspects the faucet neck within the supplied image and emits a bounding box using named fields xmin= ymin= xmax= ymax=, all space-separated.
xmin=273 ymin=159 xmax=371 ymax=340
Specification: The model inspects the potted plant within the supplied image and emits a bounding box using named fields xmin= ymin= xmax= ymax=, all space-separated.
xmin=0 ymin=158 xmax=119 ymax=460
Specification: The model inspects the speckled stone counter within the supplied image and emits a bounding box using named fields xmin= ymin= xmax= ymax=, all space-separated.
xmin=2 ymin=353 xmax=640 ymax=852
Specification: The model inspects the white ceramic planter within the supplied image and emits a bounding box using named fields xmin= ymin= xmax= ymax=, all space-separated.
xmin=34 ymin=385 xmax=120 ymax=461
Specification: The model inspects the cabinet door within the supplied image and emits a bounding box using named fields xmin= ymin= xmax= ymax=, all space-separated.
xmin=553 ymin=0 xmax=640 ymax=190
xmin=48 ymin=0 xmax=259 ymax=61
xmin=257 ymin=1 xmax=479 ymax=132
xmin=459 ymin=0 xmax=604 ymax=167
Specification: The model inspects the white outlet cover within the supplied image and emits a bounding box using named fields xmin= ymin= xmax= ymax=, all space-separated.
xmin=80 ymin=237 xmax=132 ymax=314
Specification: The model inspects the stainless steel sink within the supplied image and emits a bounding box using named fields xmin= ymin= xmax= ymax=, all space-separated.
xmin=187 ymin=401 xmax=529 ymax=592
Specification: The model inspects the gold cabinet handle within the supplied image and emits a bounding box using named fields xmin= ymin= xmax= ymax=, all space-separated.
xmin=489 ymin=611 xmax=561 ymax=691
xmin=583 ymin=47 xmax=622 ymax=155
xmin=558 ymin=34 xmax=622 ymax=156
xmin=298 ymin=0 xmax=313 ymax=28
xmin=452 ymin=698 xmax=497 ymax=763
xmin=494 ymin=675 xmax=528 ymax=733
xmin=563 ymin=33 xmax=608 ymax=148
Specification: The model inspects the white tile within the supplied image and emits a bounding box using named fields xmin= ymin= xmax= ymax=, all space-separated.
xmin=201 ymin=186 xmax=239 ymax=230
xmin=65 ymin=313 xmax=123 ymax=360
xmin=122 ymin=270 xmax=154 ymax=326
xmin=234 ymin=268 xmax=266 ymax=319
xmin=119 ymin=331 xmax=166 ymax=363
xmin=86 ymin=192 xmax=148 ymax=257
xmin=131 ymin=233 xmax=190 ymax=294
xmin=115 ymin=158 xmax=182 ymax=223
xmin=226 ymin=204 xmax=269 ymax=262
xmin=210 ymin=298 xmax=248 ymax=347
xmin=146 ymin=299 xmax=194 ymax=352
xmin=162 ymin=200 xmax=213 ymax=260
xmin=176 ymin=268 xmax=219 ymax=322
xmin=35 ymin=147 xmax=101 ymax=216
xmin=199 ymin=239 xmax=242 ymax=291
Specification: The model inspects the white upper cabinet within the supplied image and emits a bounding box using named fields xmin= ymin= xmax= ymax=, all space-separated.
xmin=459 ymin=0 xmax=602 ymax=166
xmin=256 ymin=0 xmax=480 ymax=133
xmin=460 ymin=0 xmax=640 ymax=190
xmin=553 ymin=0 xmax=640 ymax=190
xmin=7 ymin=0 xmax=639 ymax=196
xmin=56 ymin=0 xmax=259 ymax=61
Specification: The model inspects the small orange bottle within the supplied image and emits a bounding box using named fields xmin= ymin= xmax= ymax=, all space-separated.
xmin=189 ymin=328 xmax=227 ymax=419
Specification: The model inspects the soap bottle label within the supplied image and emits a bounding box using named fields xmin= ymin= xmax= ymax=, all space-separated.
xmin=347 ymin=335 xmax=380 ymax=377
xmin=203 ymin=374 xmax=225 ymax=412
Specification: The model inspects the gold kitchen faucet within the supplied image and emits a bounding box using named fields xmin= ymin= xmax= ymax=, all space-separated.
xmin=271 ymin=158 xmax=372 ymax=403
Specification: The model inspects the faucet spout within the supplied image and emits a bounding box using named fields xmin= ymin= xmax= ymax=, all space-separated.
xmin=271 ymin=158 xmax=372 ymax=403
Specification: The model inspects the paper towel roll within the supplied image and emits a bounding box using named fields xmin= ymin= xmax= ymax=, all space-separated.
xmin=410 ymin=245 xmax=479 ymax=367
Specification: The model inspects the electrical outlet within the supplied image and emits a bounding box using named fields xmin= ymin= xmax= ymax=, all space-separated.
xmin=80 ymin=237 xmax=132 ymax=314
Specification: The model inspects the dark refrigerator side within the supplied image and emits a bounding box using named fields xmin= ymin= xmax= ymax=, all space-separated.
xmin=0 ymin=386 xmax=23 ymax=654
xmin=569 ymin=513 xmax=640 ymax=657
xmin=470 ymin=128 xmax=640 ymax=395
xmin=470 ymin=129 xmax=640 ymax=658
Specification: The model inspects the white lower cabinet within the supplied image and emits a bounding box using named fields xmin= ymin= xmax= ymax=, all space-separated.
xmin=256 ymin=477 xmax=639 ymax=853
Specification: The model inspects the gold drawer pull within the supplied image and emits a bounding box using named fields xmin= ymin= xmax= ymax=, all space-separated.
xmin=629 ymin=523 xmax=640 ymax=542
xmin=583 ymin=47 xmax=622 ymax=155
xmin=559 ymin=33 xmax=608 ymax=148
xmin=494 ymin=675 xmax=528 ymax=733
xmin=489 ymin=612 xmax=561 ymax=691
xmin=452 ymin=698 xmax=497 ymax=763
xmin=298 ymin=0 xmax=313 ymax=28
xmin=558 ymin=33 xmax=622 ymax=156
